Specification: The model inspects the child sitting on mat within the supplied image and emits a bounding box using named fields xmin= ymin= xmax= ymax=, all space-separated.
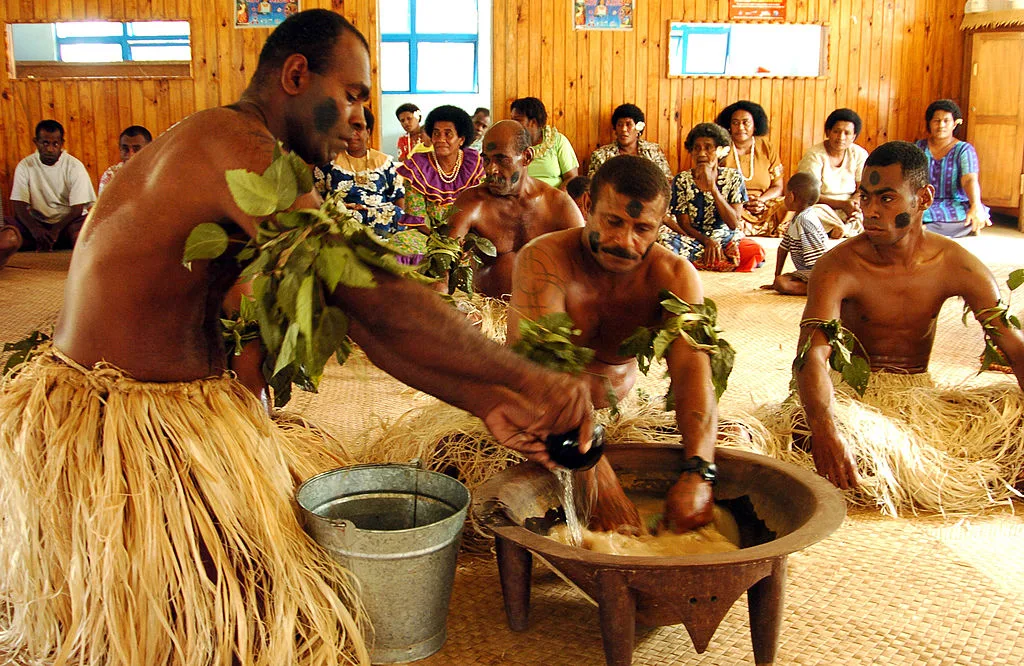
xmin=761 ymin=172 xmax=827 ymax=296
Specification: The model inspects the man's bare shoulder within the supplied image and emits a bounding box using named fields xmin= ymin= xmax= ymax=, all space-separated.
xmin=157 ymin=106 xmax=277 ymax=169
xmin=519 ymin=227 xmax=580 ymax=256
xmin=646 ymin=243 xmax=702 ymax=293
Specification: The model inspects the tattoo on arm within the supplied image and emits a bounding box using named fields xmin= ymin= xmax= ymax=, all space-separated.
xmin=515 ymin=245 xmax=568 ymax=318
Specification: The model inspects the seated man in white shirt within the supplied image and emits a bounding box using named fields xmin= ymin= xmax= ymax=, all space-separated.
xmin=8 ymin=119 xmax=96 ymax=252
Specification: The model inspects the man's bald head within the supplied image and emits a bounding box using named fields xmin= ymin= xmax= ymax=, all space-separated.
xmin=483 ymin=120 xmax=531 ymax=155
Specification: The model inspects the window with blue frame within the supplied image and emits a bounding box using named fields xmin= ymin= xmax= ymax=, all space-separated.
xmin=380 ymin=0 xmax=479 ymax=94
xmin=9 ymin=21 xmax=191 ymax=63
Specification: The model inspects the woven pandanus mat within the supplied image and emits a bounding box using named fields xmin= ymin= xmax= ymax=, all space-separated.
xmin=419 ymin=512 xmax=1024 ymax=666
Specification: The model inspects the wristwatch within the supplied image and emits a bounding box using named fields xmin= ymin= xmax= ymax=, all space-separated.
xmin=680 ymin=456 xmax=718 ymax=485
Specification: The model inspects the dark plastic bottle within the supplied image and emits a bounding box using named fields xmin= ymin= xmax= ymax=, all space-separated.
xmin=545 ymin=423 xmax=605 ymax=470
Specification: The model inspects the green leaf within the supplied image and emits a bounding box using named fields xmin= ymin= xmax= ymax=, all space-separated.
xmin=182 ymin=223 xmax=229 ymax=267
xmin=273 ymin=322 xmax=300 ymax=377
xmin=334 ymin=245 xmax=377 ymax=289
xmin=226 ymin=169 xmax=279 ymax=217
xmin=276 ymin=272 xmax=301 ymax=319
xmin=239 ymin=249 xmax=272 ymax=282
xmin=841 ymin=354 xmax=871 ymax=396
xmin=296 ymin=274 xmax=315 ymax=346
xmin=314 ymin=306 xmax=350 ymax=367
xmin=1008 ymin=269 xmax=1024 ymax=292
xmin=466 ymin=233 xmax=498 ymax=258
xmin=282 ymin=150 xmax=314 ymax=196
xmin=709 ymin=341 xmax=736 ymax=400
xmin=264 ymin=156 xmax=300 ymax=212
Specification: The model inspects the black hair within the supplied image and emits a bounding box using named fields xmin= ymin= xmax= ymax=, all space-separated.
xmin=786 ymin=172 xmax=820 ymax=206
xmin=863 ymin=141 xmax=929 ymax=191
xmin=684 ymin=122 xmax=731 ymax=152
xmin=825 ymin=108 xmax=862 ymax=135
xmin=395 ymin=103 xmax=420 ymax=118
xmin=715 ymin=100 xmax=770 ymax=137
xmin=925 ymin=99 xmax=962 ymax=124
xmin=35 ymin=119 xmax=64 ymax=140
xmin=566 ymin=175 xmax=591 ymax=200
xmin=119 ymin=125 xmax=153 ymax=142
xmin=473 ymin=107 xmax=491 ymax=116
xmin=611 ymin=103 xmax=645 ymax=128
xmin=591 ymin=155 xmax=670 ymax=211
xmin=424 ymin=105 xmax=476 ymax=149
xmin=361 ymin=107 xmax=375 ymax=133
xmin=510 ymin=97 xmax=547 ymax=127
xmin=253 ymin=9 xmax=367 ymax=85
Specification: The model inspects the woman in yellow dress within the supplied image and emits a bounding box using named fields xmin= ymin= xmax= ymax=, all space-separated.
xmin=715 ymin=100 xmax=787 ymax=236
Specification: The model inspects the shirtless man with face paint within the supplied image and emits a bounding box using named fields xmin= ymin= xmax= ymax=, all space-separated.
xmin=795 ymin=141 xmax=1024 ymax=489
xmin=447 ymin=120 xmax=585 ymax=298
xmin=508 ymin=154 xmax=719 ymax=533
xmin=56 ymin=10 xmax=594 ymax=468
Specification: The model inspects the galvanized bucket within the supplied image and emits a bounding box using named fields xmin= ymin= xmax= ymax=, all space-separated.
xmin=296 ymin=462 xmax=470 ymax=664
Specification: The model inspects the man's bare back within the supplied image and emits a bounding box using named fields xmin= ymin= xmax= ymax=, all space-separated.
xmin=56 ymin=107 xmax=270 ymax=381
xmin=448 ymin=120 xmax=583 ymax=298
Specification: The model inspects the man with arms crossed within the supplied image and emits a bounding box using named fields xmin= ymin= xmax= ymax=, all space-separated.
xmin=447 ymin=120 xmax=584 ymax=298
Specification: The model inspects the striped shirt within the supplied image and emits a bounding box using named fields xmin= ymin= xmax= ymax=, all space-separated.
xmin=780 ymin=208 xmax=827 ymax=271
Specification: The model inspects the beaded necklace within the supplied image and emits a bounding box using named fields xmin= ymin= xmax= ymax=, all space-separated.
xmin=731 ymin=138 xmax=755 ymax=182
xmin=432 ymin=150 xmax=464 ymax=184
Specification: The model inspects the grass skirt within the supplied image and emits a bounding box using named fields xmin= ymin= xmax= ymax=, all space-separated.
xmin=0 ymin=350 xmax=370 ymax=665
xmin=730 ymin=372 xmax=1024 ymax=516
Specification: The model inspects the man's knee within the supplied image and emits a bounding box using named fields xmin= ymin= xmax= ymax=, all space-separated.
xmin=0 ymin=226 xmax=23 ymax=267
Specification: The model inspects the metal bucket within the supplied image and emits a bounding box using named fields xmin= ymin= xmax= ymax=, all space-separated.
xmin=296 ymin=463 xmax=470 ymax=664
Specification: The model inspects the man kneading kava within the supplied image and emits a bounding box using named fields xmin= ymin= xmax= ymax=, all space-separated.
xmin=508 ymin=155 xmax=728 ymax=533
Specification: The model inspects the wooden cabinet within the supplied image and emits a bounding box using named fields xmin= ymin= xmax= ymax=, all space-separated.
xmin=964 ymin=29 xmax=1024 ymax=229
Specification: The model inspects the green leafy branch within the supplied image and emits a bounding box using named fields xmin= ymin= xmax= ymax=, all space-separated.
xmin=2 ymin=329 xmax=51 ymax=377
xmin=182 ymin=144 xmax=424 ymax=407
xmin=221 ymin=295 xmax=261 ymax=358
xmin=792 ymin=318 xmax=871 ymax=396
xmin=510 ymin=312 xmax=619 ymax=413
xmin=619 ymin=291 xmax=735 ymax=406
xmin=963 ymin=268 xmax=1024 ymax=373
xmin=416 ymin=206 xmax=498 ymax=294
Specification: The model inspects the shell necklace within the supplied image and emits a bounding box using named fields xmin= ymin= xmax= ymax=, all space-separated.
xmin=732 ymin=138 xmax=755 ymax=182
xmin=432 ymin=150 xmax=464 ymax=184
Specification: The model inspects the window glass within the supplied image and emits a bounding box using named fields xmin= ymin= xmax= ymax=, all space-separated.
xmin=60 ymin=43 xmax=124 ymax=62
xmin=128 ymin=21 xmax=190 ymax=37
xmin=415 ymin=0 xmax=479 ymax=35
xmin=416 ymin=42 xmax=475 ymax=92
xmin=55 ymin=22 xmax=123 ymax=38
xmin=131 ymin=45 xmax=192 ymax=61
xmin=669 ymin=22 xmax=827 ymax=77
xmin=380 ymin=42 xmax=411 ymax=92
xmin=379 ymin=0 xmax=412 ymax=34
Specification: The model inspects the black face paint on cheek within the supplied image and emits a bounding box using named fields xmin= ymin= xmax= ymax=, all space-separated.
xmin=895 ymin=212 xmax=911 ymax=228
xmin=588 ymin=231 xmax=601 ymax=253
xmin=510 ymin=171 xmax=521 ymax=184
xmin=313 ymin=99 xmax=340 ymax=134
xmin=868 ymin=170 xmax=881 ymax=185
xmin=485 ymin=141 xmax=497 ymax=152
xmin=625 ymin=199 xmax=644 ymax=218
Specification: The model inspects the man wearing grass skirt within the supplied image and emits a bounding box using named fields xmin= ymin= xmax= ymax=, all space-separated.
xmin=0 ymin=10 xmax=594 ymax=666
xmin=782 ymin=141 xmax=1024 ymax=512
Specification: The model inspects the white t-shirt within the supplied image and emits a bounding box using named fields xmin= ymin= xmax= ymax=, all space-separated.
xmin=796 ymin=142 xmax=868 ymax=201
xmin=10 ymin=151 xmax=96 ymax=224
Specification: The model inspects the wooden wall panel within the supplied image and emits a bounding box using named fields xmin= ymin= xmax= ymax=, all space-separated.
xmin=0 ymin=0 xmax=380 ymax=212
xmin=491 ymin=0 xmax=966 ymax=182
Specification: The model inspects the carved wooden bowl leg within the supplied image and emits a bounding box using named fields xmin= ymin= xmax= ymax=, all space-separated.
xmin=496 ymin=535 xmax=533 ymax=631
xmin=748 ymin=556 xmax=787 ymax=666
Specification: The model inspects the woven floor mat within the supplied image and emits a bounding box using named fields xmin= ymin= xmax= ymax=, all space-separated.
xmin=420 ymin=514 xmax=1024 ymax=666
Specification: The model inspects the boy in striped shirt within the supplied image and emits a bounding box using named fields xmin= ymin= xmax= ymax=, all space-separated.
xmin=762 ymin=172 xmax=826 ymax=295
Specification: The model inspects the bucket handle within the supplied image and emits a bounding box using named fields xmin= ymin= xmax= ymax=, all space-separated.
xmin=334 ymin=458 xmax=424 ymax=472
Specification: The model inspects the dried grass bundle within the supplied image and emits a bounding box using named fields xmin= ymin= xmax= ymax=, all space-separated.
xmin=0 ymin=350 xmax=371 ymax=666
xmin=731 ymin=372 xmax=1024 ymax=517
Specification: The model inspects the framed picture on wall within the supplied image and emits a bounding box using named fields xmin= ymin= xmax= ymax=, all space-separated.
xmin=729 ymin=0 xmax=786 ymax=21
xmin=235 ymin=1 xmax=300 ymax=29
xmin=572 ymin=0 xmax=634 ymax=31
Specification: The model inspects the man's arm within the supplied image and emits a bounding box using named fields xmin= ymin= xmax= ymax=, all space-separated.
xmin=507 ymin=239 xmax=570 ymax=340
xmin=660 ymin=261 xmax=719 ymax=531
xmin=11 ymin=201 xmax=50 ymax=248
xmin=335 ymin=269 xmax=592 ymax=467
xmin=558 ymin=167 xmax=579 ymax=191
xmin=957 ymin=250 xmax=1024 ymax=389
xmin=794 ymin=254 xmax=860 ymax=489
xmin=554 ymin=191 xmax=586 ymax=229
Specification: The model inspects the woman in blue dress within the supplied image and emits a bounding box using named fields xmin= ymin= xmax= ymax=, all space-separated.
xmin=916 ymin=99 xmax=990 ymax=238
xmin=660 ymin=123 xmax=765 ymax=272
xmin=313 ymin=106 xmax=407 ymax=241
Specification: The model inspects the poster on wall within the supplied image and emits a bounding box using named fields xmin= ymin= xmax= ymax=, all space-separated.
xmin=572 ymin=0 xmax=635 ymax=31
xmin=235 ymin=1 xmax=300 ymax=29
xmin=728 ymin=0 xmax=786 ymax=21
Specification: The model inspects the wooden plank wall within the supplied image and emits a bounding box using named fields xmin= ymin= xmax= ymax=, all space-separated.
xmin=492 ymin=0 xmax=966 ymax=180
xmin=0 ymin=0 xmax=379 ymax=213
